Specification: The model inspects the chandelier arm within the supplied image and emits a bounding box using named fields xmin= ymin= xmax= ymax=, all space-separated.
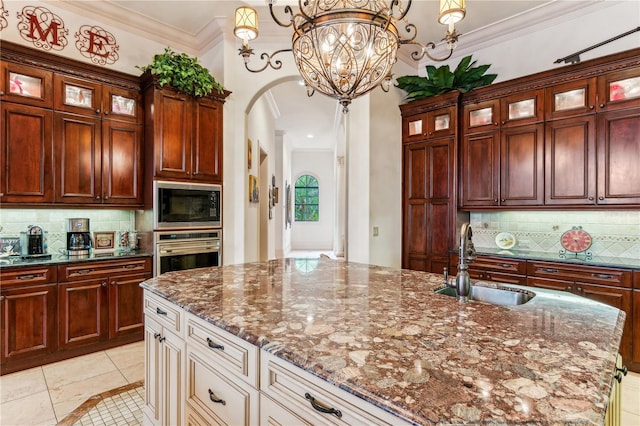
xmin=398 ymin=23 xmax=418 ymax=43
xmin=268 ymin=1 xmax=295 ymax=28
xmin=390 ymin=0 xmax=413 ymax=21
xmin=400 ymin=38 xmax=454 ymax=62
xmin=297 ymin=0 xmax=313 ymax=23
xmin=243 ymin=49 xmax=293 ymax=73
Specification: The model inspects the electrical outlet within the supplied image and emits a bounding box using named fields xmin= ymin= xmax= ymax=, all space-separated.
xmin=373 ymin=226 xmax=379 ymax=237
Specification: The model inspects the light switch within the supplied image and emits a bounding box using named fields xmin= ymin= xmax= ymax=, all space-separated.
xmin=373 ymin=226 xmax=379 ymax=237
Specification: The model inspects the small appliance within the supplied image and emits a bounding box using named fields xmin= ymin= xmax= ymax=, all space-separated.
xmin=20 ymin=225 xmax=50 ymax=259
xmin=154 ymin=181 xmax=222 ymax=229
xmin=67 ymin=218 xmax=92 ymax=256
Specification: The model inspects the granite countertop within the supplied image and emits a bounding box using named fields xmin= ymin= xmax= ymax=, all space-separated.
xmin=140 ymin=258 xmax=625 ymax=425
xmin=468 ymin=248 xmax=639 ymax=270
xmin=0 ymin=251 xmax=153 ymax=269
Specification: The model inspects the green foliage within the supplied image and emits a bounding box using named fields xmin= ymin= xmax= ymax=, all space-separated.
xmin=137 ymin=47 xmax=224 ymax=97
xmin=395 ymin=55 xmax=497 ymax=101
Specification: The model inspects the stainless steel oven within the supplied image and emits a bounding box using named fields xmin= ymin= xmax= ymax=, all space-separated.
xmin=154 ymin=230 xmax=221 ymax=276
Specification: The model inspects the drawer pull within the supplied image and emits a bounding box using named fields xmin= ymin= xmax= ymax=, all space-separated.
xmin=617 ymin=365 xmax=628 ymax=377
xmin=158 ymin=336 xmax=166 ymax=343
xmin=305 ymin=393 xmax=342 ymax=418
xmin=74 ymin=268 xmax=94 ymax=275
xmin=497 ymin=263 xmax=513 ymax=268
xmin=593 ymin=273 xmax=614 ymax=280
xmin=124 ymin=264 xmax=138 ymax=269
xmin=17 ymin=274 xmax=37 ymax=280
xmin=156 ymin=307 xmax=168 ymax=316
xmin=206 ymin=338 xmax=224 ymax=350
xmin=208 ymin=389 xmax=226 ymax=405
xmin=154 ymin=333 xmax=161 ymax=339
xmin=542 ymin=268 xmax=558 ymax=273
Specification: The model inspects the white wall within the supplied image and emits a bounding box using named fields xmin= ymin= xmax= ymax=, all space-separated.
xmin=290 ymin=151 xmax=335 ymax=250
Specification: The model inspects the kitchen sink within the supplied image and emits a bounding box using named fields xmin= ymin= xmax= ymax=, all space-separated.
xmin=434 ymin=285 xmax=535 ymax=306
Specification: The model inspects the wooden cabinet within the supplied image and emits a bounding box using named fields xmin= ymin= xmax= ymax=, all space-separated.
xmin=0 ymin=267 xmax=57 ymax=365
xmin=632 ymin=271 xmax=640 ymax=371
xmin=461 ymin=90 xmax=544 ymax=208
xmin=401 ymin=92 xmax=461 ymax=274
xmin=143 ymin=77 xmax=228 ymax=184
xmin=0 ymin=103 xmax=54 ymax=203
xmin=449 ymin=254 xmax=528 ymax=285
xmin=143 ymin=292 xmax=185 ymax=426
xmin=57 ymin=258 xmax=151 ymax=350
xmin=527 ymin=261 xmax=633 ymax=362
xmin=1 ymin=41 xmax=143 ymax=208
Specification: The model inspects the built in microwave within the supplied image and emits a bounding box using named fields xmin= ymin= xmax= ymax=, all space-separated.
xmin=154 ymin=181 xmax=221 ymax=229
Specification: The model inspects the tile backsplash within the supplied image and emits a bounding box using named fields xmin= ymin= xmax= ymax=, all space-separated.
xmin=470 ymin=211 xmax=640 ymax=260
xmin=0 ymin=209 xmax=135 ymax=255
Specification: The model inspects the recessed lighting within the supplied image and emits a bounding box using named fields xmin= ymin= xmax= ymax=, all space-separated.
xmin=307 ymin=134 xmax=314 ymax=139
xmin=298 ymin=80 xmax=305 ymax=86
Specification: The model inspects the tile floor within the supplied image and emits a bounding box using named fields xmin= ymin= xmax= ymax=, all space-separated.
xmin=0 ymin=341 xmax=143 ymax=426
xmin=1 ymin=341 xmax=639 ymax=426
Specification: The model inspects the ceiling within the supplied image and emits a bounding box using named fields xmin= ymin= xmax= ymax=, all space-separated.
xmin=55 ymin=1 xmax=595 ymax=151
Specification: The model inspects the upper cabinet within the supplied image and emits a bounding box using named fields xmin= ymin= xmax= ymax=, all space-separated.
xmin=142 ymin=74 xmax=229 ymax=184
xmin=459 ymin=48 xmax=640 ymax=209
xmin=0 ymin=41 xmax=144 ymax=208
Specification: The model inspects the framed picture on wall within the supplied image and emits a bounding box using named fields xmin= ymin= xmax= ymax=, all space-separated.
xmin=248 ymin=139 xmax=253 ymax=169
xmin=249 ymin=174 xmax=259 ymax=202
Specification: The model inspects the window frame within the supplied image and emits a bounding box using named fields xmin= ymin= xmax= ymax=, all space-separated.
xmin=294 ymin=174 xmax=319 ymax=222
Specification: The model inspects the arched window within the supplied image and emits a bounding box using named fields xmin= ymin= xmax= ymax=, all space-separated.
xmin=294 ymin=174 xmax=319 ymax=222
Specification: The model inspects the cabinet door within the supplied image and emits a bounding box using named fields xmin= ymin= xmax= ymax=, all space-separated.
xmin=575 ymin=282 xmax=632 ymax=362
xmin=633 ymin=285 xmax=640 ymax=367
xmin=597 ymin=108 xmax=640 ymax=205
xmin=103 ymin=85 xmax=141 ymax=124
xmin=0 ymin=103 xmax=54 ymax=203
xmin=54 ymin=112 xmax=101 ymax=204
xmin=545 ymin=115 xmax=597 ymax=205
xmin=153 ymin=90 xmax=191 ymax=179
xmin=403 ymin=140 xmax=453 ymax=273
xmin=58 ymin=279 xmax=109 ymax=349
xmin=191 ymin=98 xmax=223 ymax=182
xmin=109 ymin=273 xmax=148 ymax=339
xmin=545 ymin=78 xmax=597 ymax=120
xmin=0 ymin=283 xmax=57 ymax=364
xmin=54 ymin=75 xmax=102 ymax=116
xmin=500 ymin=123 xmax=544 ymax=206
xmin=597 ymin=68 xmax=640 ymax=112
xmin=461 ymin=131 xmax=499 ymax=206
xmin=102 ymin=120 xmax=143 ymax=205
xmin=144 ymin=317 xmax=163 ymax=425
xmin=0 ymin=62 xmax=53 ymax=108
xmin=463 ymin=99 xmax=499 ymax=133
xmin=403 ymin=106 xmax=456 ymax=143
xmin=500 ymin=90 xmax=544 ymax=127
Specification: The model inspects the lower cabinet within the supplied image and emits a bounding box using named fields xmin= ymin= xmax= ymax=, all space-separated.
xmin=527 ymin=261 xmax=633 ymax=362
xmin=630 ymin=271 xmax=640 ymax=372
xmin=0 ymin=257 xmax=150 ymax=375
xmin=143 ymin=290 xmax=411 ymax=426
xmin=449 ymin=254 xmax=528 ymax=285
xmin=0 ymin=266 xmax=57 ymax=365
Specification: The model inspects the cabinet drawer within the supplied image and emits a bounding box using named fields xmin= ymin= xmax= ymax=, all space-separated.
xmin=527 ymin=261 xmax=631 ymax=288
xmin=261 ymin=351 xmax=409 ymax=426
xmin=0 ymin=266 xmax=57 ymax=287
xmin=471 ymin=270 xmax=528 ymax=285
xmin=58 ymin=258 xmax=151 ymax=281
xmin=144 ymin=292 xmax=183 ymax=335
xmin=186 ymin=348 xmax=259 ymax=426
xmin=451 ymin=254 xmax=527 ymax=275
xmin=186 ymin=313 xmax=259 ymax=387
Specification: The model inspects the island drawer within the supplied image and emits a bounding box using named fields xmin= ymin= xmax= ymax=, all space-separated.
xmin=58 ymin=258 xmax=151 ymax=281
xmin=185 ymin=347 xmax=259 ymax=426
xmin=144 ymin=292 xmax=183 ymax=335
xmin=0 ymin=266 xmax=56 ymax=288
xmin=527 ymin=261 xmax=632 ymax=288
xmin=185 ymin=313 xmax=259 ymax=387
xmin=260 ymin=351 xmax=411 ymax=426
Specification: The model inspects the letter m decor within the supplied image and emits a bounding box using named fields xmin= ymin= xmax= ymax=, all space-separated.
xmin=75 ymin=25 xmax=119 ymax=66
xmin=17 ymin=6 xmax=68 ymax=50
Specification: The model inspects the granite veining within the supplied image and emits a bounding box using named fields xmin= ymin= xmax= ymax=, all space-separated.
xmin=140 ymin=258 xmax=625 ymax=425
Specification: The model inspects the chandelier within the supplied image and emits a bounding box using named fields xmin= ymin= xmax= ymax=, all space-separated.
xmin=234 ymin=0 xmax=466 ymax=112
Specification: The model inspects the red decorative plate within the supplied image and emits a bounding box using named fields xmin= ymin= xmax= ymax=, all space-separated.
xmin=560 ymin=228 xmax=592 ymax=253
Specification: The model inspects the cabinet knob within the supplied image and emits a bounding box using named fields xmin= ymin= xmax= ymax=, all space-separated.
xmin=500 ymin=198 xmax=505 ymax=202
xmin=104 ymin=111 xmax=109 ymax=115
xmin=95 ymin=196 xmax=101 ymax=200
xmin=598 ymin=196 xmax=604 ymax=201
xmin=186 ymin=171 xmax=190 ymax=175
xmin=101 ymin=281 xmax=107 ymax=287
xmin=588 ymin=196 xmax=594 ymax=201
xmin=576 ymin=287 xmax=583 ymax=293
xmin=0 ymin=91 xmax=4 ymax=96
xmin=111 ymin=281 xmax=117 ymax=286
xmin=493 ymin=122 xmax=499 ymax=126
xmin=501 ymin=121 xmax=506 ymax=125
xmin=104 ymin=196 xmax=109 ymax=200
xmin=589 ymin=105 xmax=594 ymax=110
xmin=95 ymin=109 xmax=101 ymax=114
xmin=494 ymin=199 xmax=498 ymax=203
xmin=599 ymin=103 xmax=605 ymax=108
xmin=565 ymin=285 xmax=572 ymax=291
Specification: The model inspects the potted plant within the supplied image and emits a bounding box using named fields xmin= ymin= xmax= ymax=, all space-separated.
xmin=396 ymin=55 xmax=497 ymax=102
xmin=137 ymin=47 xmax=224 ymax=97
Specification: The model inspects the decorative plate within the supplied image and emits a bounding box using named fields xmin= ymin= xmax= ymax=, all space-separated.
xmin=495 ymin=232 xmax=516 ymax=249
xmin=560 ymin=227 xmax=592 ymax=253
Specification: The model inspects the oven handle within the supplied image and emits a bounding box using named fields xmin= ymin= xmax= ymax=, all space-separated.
xmin=157 ymin=244 xmax=220 ymax=256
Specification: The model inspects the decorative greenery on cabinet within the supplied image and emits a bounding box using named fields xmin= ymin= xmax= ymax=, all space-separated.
xmin=137 ymin=47 xmax=224 ymax=97
xmin=396 ymin=55 xmax=497 ymax=101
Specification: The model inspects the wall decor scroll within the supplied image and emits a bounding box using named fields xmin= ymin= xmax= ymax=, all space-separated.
xmin=0 ymin=1 xmax=9 ymax=32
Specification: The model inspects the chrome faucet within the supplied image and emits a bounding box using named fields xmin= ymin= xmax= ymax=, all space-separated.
xmin=443 ymin=223 xmax=476 ymax=301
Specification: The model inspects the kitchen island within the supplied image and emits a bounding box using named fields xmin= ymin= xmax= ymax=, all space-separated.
xmin=140 ymin=258 xmax=625 ymax=425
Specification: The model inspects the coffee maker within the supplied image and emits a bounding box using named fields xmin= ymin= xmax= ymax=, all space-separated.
xmin=67 ymin=218 xmax=92 ymax=256
xmin=20 ymin=225 xmax=50 ymax=259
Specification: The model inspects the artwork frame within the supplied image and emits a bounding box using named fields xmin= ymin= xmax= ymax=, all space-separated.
xmin=247 ymin=138 xmax=253 ymax=169
xmin=249 ymin=174 xmax=259 ymax=202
